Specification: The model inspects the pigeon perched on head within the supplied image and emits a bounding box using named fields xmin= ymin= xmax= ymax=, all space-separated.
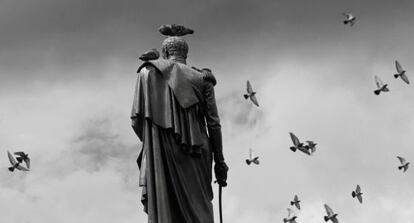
xmin=289 ymin=133 xmax=311 ymax=155
xmin=139 ymin=48 xmax=160 ymax=61
xmin=159 ymin=24 xmax=194 ymax=37
xmin=283 ymin=208 xmax=298 ymax=223
xmin=394 ymin=60 xmax=410 ymax=84
xmin=351 ymin=185 xmax=363 ymax=204
xmin=290 ymin=195 xmax=301 ymax=210
xmin=374 ymin=75 xmax=389 ymax=95
xmin=342 ymin=13 xmax=356 ymax=26
xmin=305 ymin=141 xmax=317 ymax=155
xmin=245 ymin=148 xmax=259 ymax=165
xmin=14 ymin=151 xmax=30 ymax=169
xmin=7 ymin=151 xmax=29 ymax=172
xmin=324 ymin=204 xmax=338 ymax=223
xmin=244 ymin=80 xmax=259 ymax=107
xmin=397 ymin=156 xmax=409 ymax=172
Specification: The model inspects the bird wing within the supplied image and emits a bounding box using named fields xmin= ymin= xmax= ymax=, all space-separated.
xmin=290 ymin=132 xmax=300 ymax=146
xmin=331 ymin=216 xmax=339 ymax=223
xmin=298 ymin=146 xmax=311 ymax=155
xmin=252 ymin=157 xmax=260 ymax=165
xmin=397 ymin=156 xmax=406 ymax=165
xmin=324 ymin=204 xmax=334 ymax=216
xmin=375 ymin=75 xmax=383 ymax=88
xmin=294 ymin=195 xmax=299 ymax=202
xmin=25 ymin=157 xmax=30 ymax=169
xmin=246 ymin=80 xmax=253 ymax=93
xmin=250 ymin=94 xmax=259 ymax=107
xmin=14 ymin=152 xmax=26 ymax=157
xmin=7 ymin=151 xmax=17 ymax=165
xmin=401 ymin=73 xmax=410 ymax=84
xmin=16 ymin=164 xmax=29 ymax=171
xmin=396 ymin=60 xmax=403 ymax=74
xmin=356 ymin=185 xmax=361 ymax=193
xmin=357 ymin=194 xmax=363 ymax=203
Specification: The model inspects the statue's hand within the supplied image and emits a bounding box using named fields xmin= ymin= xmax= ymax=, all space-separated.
xmin=214 ymin=161 xmax=229 ymax=187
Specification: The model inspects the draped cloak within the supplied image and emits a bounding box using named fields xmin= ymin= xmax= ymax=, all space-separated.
xmin=131 ymin=59 xmax=218 ymax=223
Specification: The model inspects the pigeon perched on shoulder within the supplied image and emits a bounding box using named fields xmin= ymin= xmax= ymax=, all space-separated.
xmin=289 ymin=133 xmax=311 ymax=155
xmin=7 ymin=151 xmax=29 ymax=172
xmin=139 ymin=48 xmax=160 ymax=61
xmin=159 ymin=24 xmax=194 ymax=37
xmin=394 ymin=60 xmax=409 ymax=84
xmin=245 ymin=148 xmax=259 ymax=165
xmin=14 ymin=151 xmax=30 ymax=169
xmin=324 ymin=204 xmax=338 ymax=223
xmin=374 ymin=75 xmax=389 ymax=95
xmin=351 ymin=185 xmax=363 ymax=204
xmin=397 ymin=156 xmax=409 ymax=172
xmin=283 ymin=208 xmax=298 ymax=223
xmin=290 ymin=195 xmax=301 ymax=210
xmin=244 ymin=80 xmax=259 ymax=107
xmin=343 ymin=13 xmax=356 ymax=26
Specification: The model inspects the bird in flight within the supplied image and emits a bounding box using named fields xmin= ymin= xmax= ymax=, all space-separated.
xmin=139 ymin=48 xmax=160 ymax=61
xmin=324 ymin=204 xmax=339 ymax=223
xmin=374 ymin=75 xmax=389 ymax=95
xmin=283 ymin=208 xmax=298 ymax=223
xmin=394 ymin=60 xmax=410 ymax=84
xmin=305 ymin=141 xmax=317 ymax=155
xmin=290 ymin=195 xmax=301 ymax=210
xmin=245 ymin=148 xmax=259 ymax=165
xmin=342 ymin=13 xmax=356 ymax=26
xmin=289 ymin=132 xmax=311 ymax=155
xmin=351 ymin=185 xmax=363 ymax=204
xmin=158 ymin=24 xmax=194 ymax=37
xmin=7 ymin=151 xmax=29 ymax=172
xmin=397 ymin=156 xmax=409 ymax=172
xmin=244 ymin=80 xmax=259 ymax=107
xmin=14 ymin=151 xmax=30 ymax=169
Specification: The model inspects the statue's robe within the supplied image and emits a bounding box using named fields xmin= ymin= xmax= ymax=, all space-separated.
xmin=131 ymin=59 xmax=221 ymax=223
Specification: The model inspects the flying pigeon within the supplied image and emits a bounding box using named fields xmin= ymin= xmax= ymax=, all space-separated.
xmin=14 ymin=151 xmax=30 ymax=169
xmin=7 ymin=151 xmax=29 ymax=172
xmin=397 ymin=156 xmax=409 ymax=172
xmin=374 ymin=75 xmax=389 ymax=95
xmin=244 ymin=80 xmax=259 ymax=107
xmin=283 ymin=208 xmax=298 ymax=223
xmin=139 ymin=48 xmax=160 ymax=61
xmin=290 ymin=195 xmax=301 ymax=210
xmin=159 ymin=24 xmax=194 ymax=37
xmin=342 ymin=13 xmax=356 ymax=26
xmin=324 ymin=204 xmax=338 ymax=223
xmin=394 ymin=60 xmax=410 ymax=84
xmin=289 ymin=132 xmax=311 ymax=155
xmin=351 ymin=185 xmax=363 ymax=204
xmin=245 ymin=148 xmax=259 ymax=165
xmin=305 ymin=141 xmax=317 ymax=155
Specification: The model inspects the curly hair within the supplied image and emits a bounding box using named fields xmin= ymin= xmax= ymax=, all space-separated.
xmin=161 ymin=36 xmax=189 ymax=59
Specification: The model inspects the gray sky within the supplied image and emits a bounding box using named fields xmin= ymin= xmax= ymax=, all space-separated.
xmin=1 ymin=0 xmax=414 ymax=222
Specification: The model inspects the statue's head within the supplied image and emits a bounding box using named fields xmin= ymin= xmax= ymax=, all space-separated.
xmin=161 ymin=36 xmax=188 ymax=62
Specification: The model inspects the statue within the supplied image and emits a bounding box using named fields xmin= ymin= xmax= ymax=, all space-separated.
xmin=131 ymin=27 xmax=228 ymax=223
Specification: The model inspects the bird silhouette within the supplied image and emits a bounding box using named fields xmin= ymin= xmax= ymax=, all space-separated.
xmin=351 ymin=185 xmax=363 ymax=204
xmin=289 ymin=132 xmax=311 ymax=155
xmin=7 ymin=151 xmax=29 ymax=172
xmin=290 ymin=195 xmax=301 ymax=210
xmin=14 ymin=151 xmax=30 ymax=169
xmin=158 ymin=24 xmax=194 ymax=37
xmin=394 ymin=60 xmax=410 ymax=84
xmin=397 ymin=156 xmax=409 ymax=172
xmin=283 ymin=208 xmax=298 ymax=223
xmin=374 ymin=75 xmax=389 ymax=95
xmin=343 ymin=13 xmax=356 ymax=26
xmin=244 ymin=80 xmax=259 ymax=107
xmin=245 ymin=148 xmax=259 ymax=165
xmin=139 ymin=49 xmax=160 ymax=61
xmin=324 ymin=204 xmax=338 ymax=223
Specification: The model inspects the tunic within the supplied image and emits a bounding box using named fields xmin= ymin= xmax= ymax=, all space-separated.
xmin=131 ymin=59 xmax=221 ymax=223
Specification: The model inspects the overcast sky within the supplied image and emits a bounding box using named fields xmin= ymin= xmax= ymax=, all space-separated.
xmin=1 ymin=0 xmax=414 ymax=222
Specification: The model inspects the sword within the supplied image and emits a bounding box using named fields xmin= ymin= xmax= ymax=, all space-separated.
xmin=218 ymin=185 xmax=223 ymax=223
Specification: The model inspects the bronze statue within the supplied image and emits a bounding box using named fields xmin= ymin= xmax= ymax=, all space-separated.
xmin=131 ymin=32 xmax=228 ymax=223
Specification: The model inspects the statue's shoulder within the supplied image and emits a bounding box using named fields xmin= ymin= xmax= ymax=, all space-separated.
xmin=137 ymin=59 xmax=174 ymax=74
xmin=191 ymin=67 xmax=217 ymax=86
